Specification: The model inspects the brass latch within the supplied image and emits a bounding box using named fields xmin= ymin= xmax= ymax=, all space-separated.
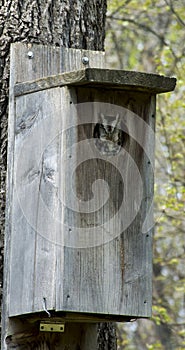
xmin=40 ymin=321 xmax=65 ymax=333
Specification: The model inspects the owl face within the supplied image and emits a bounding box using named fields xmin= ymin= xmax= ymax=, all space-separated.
xmin=93 ymin=113 xmax=125 ymax=156
xmin=99 ymin=113 xmax=120 ymax=141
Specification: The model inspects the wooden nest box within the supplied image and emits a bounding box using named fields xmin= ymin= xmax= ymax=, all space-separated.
xmin=4 ymin=44 xmax=176 ymax=333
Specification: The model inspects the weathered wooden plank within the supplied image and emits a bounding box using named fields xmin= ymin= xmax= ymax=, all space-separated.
xmin=2 ymin=43 xmax=17 ymax=346
xmin=55 ymin=85 xmax=78 ymax=312
xmin=12 ymin=43 xmax=105 ymax=84
xmin=55 ymin=87 xmax=154 ymax=317
xmin=9 ymin=87 xmax=62 ymax=316
xmin=6 ymin=43 xmax=105 ymax=316
xmin=14 ymin=68 xmax=176 ymax=96
xmin=8 ymin=85 xmax=155 ymax=319
xmin=4 ymin=43 xmax=106 ymax=349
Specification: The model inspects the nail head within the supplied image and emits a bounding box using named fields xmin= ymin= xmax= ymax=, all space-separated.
xmin=27 ymin=51 xmax=34 ymax=59
xmin=82 ymin=56 xmax=89 ymax=65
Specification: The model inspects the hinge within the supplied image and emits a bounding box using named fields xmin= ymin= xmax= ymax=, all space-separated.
xmin=40 ymin=321 xmax=65 ymax=333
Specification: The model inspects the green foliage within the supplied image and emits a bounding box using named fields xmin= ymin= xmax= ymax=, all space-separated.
xmin=106 ymin=0 xmax=185 ymax=349
xmin=147 ymin=342 xmax=164 ymax=350
xmin=152 ymin=305 xmax=173 ymax=325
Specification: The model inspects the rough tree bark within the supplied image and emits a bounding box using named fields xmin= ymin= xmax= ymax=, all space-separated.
xmin=0 ymin=0 xmax=117 ymax=348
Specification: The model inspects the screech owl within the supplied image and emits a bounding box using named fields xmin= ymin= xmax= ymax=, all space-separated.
xmin=93 ymin=113 xmax=125 ymax=156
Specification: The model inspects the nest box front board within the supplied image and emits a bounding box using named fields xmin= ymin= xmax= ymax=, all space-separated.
xmin=6 ymin=51 xmax=176 ymax=323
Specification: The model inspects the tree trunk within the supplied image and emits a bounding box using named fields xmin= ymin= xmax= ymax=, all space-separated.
xmin=0 ymin=1 xmax=116 ymax=349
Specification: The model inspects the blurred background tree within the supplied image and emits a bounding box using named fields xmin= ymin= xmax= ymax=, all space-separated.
xmin=105 ymin=0 xmax=185 ymax=349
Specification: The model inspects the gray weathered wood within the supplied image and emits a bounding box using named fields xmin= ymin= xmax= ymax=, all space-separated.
xmin=10 ymin=87 xmax=62 ymax=316
xmin=14 ymin=68 xmax=176 ymax=96
xmin=56 ymin=88 xmax=155 ymax=317
xmin=11 ymin=43 xmax=105 ymax=84
xmin=3 ymin=43 xmax=105 ymax=349
xmin=9 ymin=87 xmax=154 ymax=319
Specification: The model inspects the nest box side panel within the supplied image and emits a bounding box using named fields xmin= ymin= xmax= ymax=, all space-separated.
xmin=5 ymin=43 xmax=106 ymax=320
xmin=8 ymin=88 xmax=62 ymax=316
xmin=56 ymin=86 xmax=155 ymax=318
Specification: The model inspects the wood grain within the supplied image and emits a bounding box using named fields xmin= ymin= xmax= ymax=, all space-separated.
xmin=63 ymin=87 xmax=155 ymax=317
xmin=14 ymin=67 xmax=176 ymax=96
xmin=6 ymin=43 xmax=156 ymax=317
xmin=8 ymin=86 xmax=154 ymax=318
xmin=3 ymin=43 xmax=105 ymax=349
xmin=4 ymin=42 xmax=173 ymax=349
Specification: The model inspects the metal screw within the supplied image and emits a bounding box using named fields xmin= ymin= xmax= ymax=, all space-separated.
xmin=82 ymin=56 xmax=89 ymax=65
xmin=27 ymin=51 xmax=34 ymax=59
